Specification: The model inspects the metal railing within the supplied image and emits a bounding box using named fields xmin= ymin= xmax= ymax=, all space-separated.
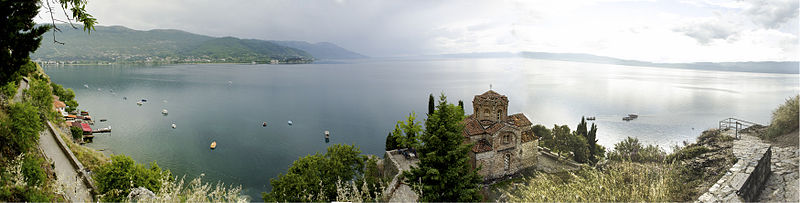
xmin=719 ymin=118 xmax=762 ymax=139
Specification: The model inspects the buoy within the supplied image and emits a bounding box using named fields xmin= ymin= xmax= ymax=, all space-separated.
xmin=210 ymin=141 xmax=217 ymax=149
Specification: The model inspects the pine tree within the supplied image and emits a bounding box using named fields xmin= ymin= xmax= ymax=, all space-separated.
xmin=404 ymin=94 xmax=483 ymax=202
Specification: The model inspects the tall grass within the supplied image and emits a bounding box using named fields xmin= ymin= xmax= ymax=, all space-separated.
xmin=765 ymin=95 xmax=799 ymax=139
xmin=132 ymin=174 xmax=248 ymax=202
xmin=503 ymin=162 xmax=673 ymax=202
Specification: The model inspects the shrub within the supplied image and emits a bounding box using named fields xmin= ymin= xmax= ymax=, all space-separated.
xmin=93 ymin=155 xmax=169 ymax=202
xmin=21 ymin=154 xmax=46 ymax=187
xmin=1 ymin=81 xmax=16 ymax=98
xmin=70 ymin=126 xmax=83 ymax=141
xmin=666 ymin=145 xmax=710 ymax=162
xmin=607 ymin=137 xmax=666 ymax=163
xmin=765 ymin=95 xmax=799 ymax=139
xmin=7 ymin=102 xmax=43 ymax=153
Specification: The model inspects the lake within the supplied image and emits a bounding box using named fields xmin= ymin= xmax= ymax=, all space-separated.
xmin=43 ymin=58 xmax=799 ymax=199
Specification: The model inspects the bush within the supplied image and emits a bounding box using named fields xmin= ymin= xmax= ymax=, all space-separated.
xmin=25 ymin=78 xmax=52 ymax=119
xmin=765 ymin=95 xmax=799 ymax=139
xmin=6 ymin=102 xmax=43 ymax=154
xmin=93 ymin=155 xmax=169 ymax=202
xmin=665 ymin=145 xmax=710 ymax=162
xmin=21 ymin=154 xmax=47 ymax=187
xmin=1 ymin=81 xmax=16 ymax=98
xmin=607 ymin=137 xmax=666 ymax=163
xmin=70 ymin=126 xmax=83 ymax=141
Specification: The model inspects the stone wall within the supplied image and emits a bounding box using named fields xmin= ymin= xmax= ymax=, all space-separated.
xmin=535 ymin=147 xmax=580 ymax=173
xmin=519 ymin=140 xmax=538 ymax=169
xmin=698 ymin=133 xmax=772 ymax=202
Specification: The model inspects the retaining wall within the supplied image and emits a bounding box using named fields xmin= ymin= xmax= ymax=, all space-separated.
xmin=698 ymin=134 xmax=772 ymax=202
xmin=46 ymin=121 xmax=98 ymax=198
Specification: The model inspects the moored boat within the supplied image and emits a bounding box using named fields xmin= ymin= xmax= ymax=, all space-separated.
xmin=288 ymin=120 xmax=293 ymax=126
xmin=586 ymin=116 xmax=596 ymax=121
xmin=162 ymin=109 xmax=169 ymax=115
xmin=210 ymin=141 xmax=217 ymax=149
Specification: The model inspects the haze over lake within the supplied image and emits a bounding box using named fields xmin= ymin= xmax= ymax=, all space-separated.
xmin=43 ymin=58 xmax=799 ymax=198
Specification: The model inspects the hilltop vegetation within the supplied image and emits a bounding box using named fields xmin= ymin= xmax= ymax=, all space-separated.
xmin=32 ymin=25 xmax=365 ymax=64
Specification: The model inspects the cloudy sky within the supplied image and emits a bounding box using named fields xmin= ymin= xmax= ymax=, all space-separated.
xmin=36 ymin=0 xmax=798 ymax=62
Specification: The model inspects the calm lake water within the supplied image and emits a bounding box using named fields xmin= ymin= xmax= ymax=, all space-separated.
xmin=43 ymin=58 xmax=799 ymax=198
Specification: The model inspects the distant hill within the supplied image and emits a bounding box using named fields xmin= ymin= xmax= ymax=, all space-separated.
xmin=518 ymin=51 xmax=799 ymax=74
xmin=32 ymin=25 xmax=364 ymax=63
xmin=269 ymin=41 xmax=367 ymax=59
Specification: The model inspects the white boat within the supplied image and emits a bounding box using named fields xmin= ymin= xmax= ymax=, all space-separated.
xmin=83 ymin=84 xmax=89 ymax=88
xmin=288 ymin=120 xmax=293 ymax=126
xmin=136 ymin=101 xmax=143 ymax=106
xmin=162 ymin=109 xmax=169 ymax=115
xmin=171 ymin=123 xmax=176 ymax=129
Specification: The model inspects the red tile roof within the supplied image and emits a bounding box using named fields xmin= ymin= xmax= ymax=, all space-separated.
xmin=463 ymin=116 xmax=485 ymax=137
xmin=485 ymin=122 xmax=505 ymax=135
xmin=472 ymin=139 xmax=493 ymax=153
xmin=508 ymin=113 xmax=532 ymax=128
xmin=53 ymin=100 xmax=66 ymax=108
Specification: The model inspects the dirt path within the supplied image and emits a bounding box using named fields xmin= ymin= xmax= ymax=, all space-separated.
xmin=12 ymin=78 xmax=27 ymax=103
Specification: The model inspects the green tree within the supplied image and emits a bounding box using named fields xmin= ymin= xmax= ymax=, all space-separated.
xmin=532 ymin=124 xmax=553 ymax=149
xmin=93 ymin=155 xmax=168 ymax=202
xmin=0 ymin=0 xmax=96 ymax=84
xmin=587 ymin=123 xmax=604 ymax=164
xmin=458 ymin=100 xmax=464 ymax=112
xmin=385 ymin=132 xmax=400 ymax=151
xmin=25 ymin=78 xmax=53 ymax=119
xmin=607 ymin=137 xmax=665 ymax=163
xmin=394 ymin=112 xmax=422 ymax=149
xmin=70 ymin=126 xmax=83 ymax=141
xmin=428 ymin=93 xmax=435 ymax=115
xmin=404 ymin=94 xmax=483 ymax=202
xmin=551 ymin=124 xmax=571 ymax=154
xmin=21 ymin=153 xmax=47 ymax=187
xmin=263 ymin=144 xmax=366 ymax=202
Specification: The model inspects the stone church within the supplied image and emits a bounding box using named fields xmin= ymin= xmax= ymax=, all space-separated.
xmin=462 ymin=90 xmax=538 ymax=181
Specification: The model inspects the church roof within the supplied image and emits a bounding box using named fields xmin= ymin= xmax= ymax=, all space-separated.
xmin=474 ymin=90 xmax=508 ymax=102
xmin=472 ymin=139 xmax=493 ymax=153
xmin=508 ymin=113 xmax=532 ymax=128
xmin=485 ymin=122 xmax=506 ymax=135
xmin=463 ymin=115 xmax=485 ymax=137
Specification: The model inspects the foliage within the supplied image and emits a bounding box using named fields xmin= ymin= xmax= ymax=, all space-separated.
xmin=21 ymin=153 xmax=47 ymax=187
xmin=403 ymin=94 xmax=483 ymax=202
xmin=385 ymin=132 xmax=400 ymax=151
xmin=0 ymin=0 xmax=50 ymax=84
xmin=607 ymin=137 xmax=666 ymax=163
xmin=532 ymin=124 xmax=553 ymax=148
xmin=93 ymin=155 xmax=170 ymax=202
xmin=50 ymin=83 xmax=78 ymax=111
xmin=666 ymin=145 xmax=710 ymax=163
xmin=263 ymin=144 xmax=369 ymax=202
xmin=25 ymin=78 xmax=53 ymax=119
xmin=1 ymin=81 xmax=16 ymax=99
xmin=4 ymin=102 xmax=43 ymax=154
xmin=139 ymin=174 xmax=247 ymax=202
xmin=503 ymin=162 xmax=673 ymax=202
xmin=70 ymin=126 xmax=83 ymax=141
xmin=765 ymin=95 xmax=799 ymax=139
xmin=394 ymin=112 xmax=423 ymax=149
xmin=428 ymin=94 xmax=434 ymax=115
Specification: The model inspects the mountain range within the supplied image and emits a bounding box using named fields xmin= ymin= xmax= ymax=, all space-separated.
xmin=32 ymin=25 xmax=366 ymax=64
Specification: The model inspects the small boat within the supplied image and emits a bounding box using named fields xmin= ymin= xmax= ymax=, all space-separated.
xmin=97 ymin=88 xmax=102 ymax=91
xmin=83 ymin=84 xmax=89 ymax=88
xmin=288 ymin=120 xmax=293 ymax=126
xmin=623 ymin=117 xmax=634 ymax=121
xmin=325 ymin=131 xmax=330 ymax=139
xmin=162 ymin=109 xmax=169 ymax=115
xmin=99 ymin=119 xmax=107 ymax=122
xmin=262 ymin=122 xmax=267 ymax=127
xmin=628 ymin=114 xmax=639 ymax=119
xmin=141 ymin=99 xmax=148 ymax=102
xmin=586 ymin=117 xmax=596 ymax=121
xmin=123 ymin=97 xmax=127 ymax=100
xmin=171 ymin=123 xmax=176 ymax=129
xmin=136 ymin=101 xmax=143 ymax=106
xmin=210 ymin=141 xmax=217 ymax=149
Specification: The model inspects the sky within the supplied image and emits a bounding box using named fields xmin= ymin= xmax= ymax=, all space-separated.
xmin=36 ymin=0 xmax=799 ymax=63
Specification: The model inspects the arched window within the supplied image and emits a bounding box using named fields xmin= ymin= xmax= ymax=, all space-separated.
xmin=503 ymin=135 xmax=510 ymax=144
xmin=497 ymin=110 xmax=502 ymax=120
xmin=504 ymin=153 xmax=511 ymax=170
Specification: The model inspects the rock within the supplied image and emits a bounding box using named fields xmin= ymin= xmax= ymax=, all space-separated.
xmin=127 ymin=187 xmax=155 ymax=201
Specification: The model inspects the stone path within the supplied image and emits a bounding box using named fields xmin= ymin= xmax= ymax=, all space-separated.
xmin=12 ymin=78 xmax=27 ymax=103
xmin=757 ymin=144 xmax=799 ymax=202
xmin=38 ymin=130 xmax=92 ymax=202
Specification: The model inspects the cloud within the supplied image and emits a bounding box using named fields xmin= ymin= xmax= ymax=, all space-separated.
xmin=745 ymin=0 xmax=799 ymax=29
xmin=674 ymin=18 xmax=740 ymax=44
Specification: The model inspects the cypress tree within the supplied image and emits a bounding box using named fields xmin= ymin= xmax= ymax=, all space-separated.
xmin=404 ymin=94 xmax=483 ymax=202
xmin=428 ymin=94 xmax=435 ymax=115
xmin=458 ymin=100 xmax=464 ymax=112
